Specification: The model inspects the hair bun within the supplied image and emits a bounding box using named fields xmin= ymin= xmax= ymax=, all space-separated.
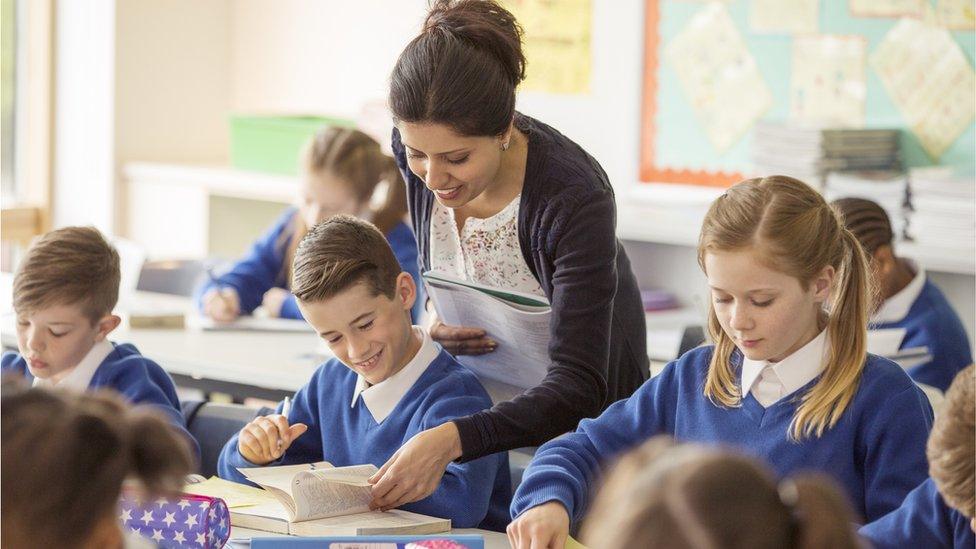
xmin=422 ymin=0 xmax=526 ymax=87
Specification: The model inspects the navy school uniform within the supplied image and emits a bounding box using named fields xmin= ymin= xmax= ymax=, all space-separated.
xmin=510 ymin=346 xmax=933 ymax=525
xmin=1 ymin=342 xmax=199 ymax=459
xmin=195 ymin=207 xmax=424 ymax=322
xmin=217 ymin=330 xmax=511 ymax=531
xmin=873 ymin=272 xmax=973 ymax=392
xmin=859 ymin=478 xmax=975 ymax=549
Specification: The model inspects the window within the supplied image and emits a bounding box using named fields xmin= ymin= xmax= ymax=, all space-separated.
xmin=1 ymin=0 xmax=52 ymax=259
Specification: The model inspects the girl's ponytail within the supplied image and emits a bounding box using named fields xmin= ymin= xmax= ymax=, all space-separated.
xmin=369 ymin=154 xmax=409 ymax=236
xmin=126 ymin=410 xmax=195 ymax=495
xmin=792 ymin=227 xmax=870 ymax=439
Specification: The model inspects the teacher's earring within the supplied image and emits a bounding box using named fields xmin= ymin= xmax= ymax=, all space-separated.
xmin=500 ymin=141 xmax=510 ymax=151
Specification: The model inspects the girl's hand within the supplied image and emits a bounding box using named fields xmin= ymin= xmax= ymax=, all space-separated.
xmin=507 ymin=502 xmax=571 ymax=549
xmin=261 ymin=288 xmax=290 ymax=318
xmin=429 ymin=318 xmax=497 ymax=356
xmin=202 ymin=287 xmax=241 ymax=322
xmin=237 ymin=414 xmax=308 ymax=465
xmin=367 ymin=422 xmax=462 ymax=510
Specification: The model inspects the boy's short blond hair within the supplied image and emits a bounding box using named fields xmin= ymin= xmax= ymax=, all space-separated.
xmin=291 ymin=215 xmax=402 ymax=303
xmin=13 ymin=226 xmax=121 ymax=323
xmin=927 ymin=364 xmax=975 ymax=519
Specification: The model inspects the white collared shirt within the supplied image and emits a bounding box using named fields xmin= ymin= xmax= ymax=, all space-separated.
xmin=740 ymin=329 xmax=828 ymax=408
xmin=33 ymin=339 xmax=114 ymax=391
xmin=872 ymin=259 xmax=925 ymax=324
xmin=350 ymin=326 xmax=439 ymax=423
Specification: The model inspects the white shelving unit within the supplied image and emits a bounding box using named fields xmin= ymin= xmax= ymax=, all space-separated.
xmin=124 ymin=162 xmax=297 ymax=259
xmin=616 ymin=185 xmax=975 ymax=276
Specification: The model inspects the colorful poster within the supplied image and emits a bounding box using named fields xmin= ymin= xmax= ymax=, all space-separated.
xmin=504 ymin=0 xmax=591 ymax=95
xmin=870 ymin=18 xmax=976 ymax=159
xmin=750 ymin=0 xmax=819 ymax=34
xmin=849 ymin=0 xmax=926 ymax=17
xmin=791 ymin=35 xmax=867 ymax=126
xmin=665 ymin=3 xmax=772 ymax=152
xmin=936 ymin=0 xmax=976 ymax=30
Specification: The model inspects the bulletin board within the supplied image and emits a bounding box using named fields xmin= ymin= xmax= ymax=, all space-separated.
xmin=639 ymin=0 xmax=976 ymax=187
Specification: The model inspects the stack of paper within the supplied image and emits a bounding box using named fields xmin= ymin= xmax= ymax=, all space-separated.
xmin=751 ymin=122 xmax=901 ymax=188
xmin=423 ymin=271 xmax=551 ymax=393
xmin=907 ymin=167 xmax=976 ymax=252
xmin=825 ymin=171 xmax=909 ymax=239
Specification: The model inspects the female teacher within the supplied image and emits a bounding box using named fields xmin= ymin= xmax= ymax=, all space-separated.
xmin=368 ymin=0 xmax=649 ymax=510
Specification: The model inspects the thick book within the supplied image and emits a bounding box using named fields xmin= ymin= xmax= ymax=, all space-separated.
xmin=184 ymin=466 xmax=450 ymax=537
xmin=422 ymin=270 xmax=551 ymax=391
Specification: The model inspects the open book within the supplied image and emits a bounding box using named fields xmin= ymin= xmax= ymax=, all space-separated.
xmin=184 ymin=464 xmax=450 ymax=536
xmin=423 ymin=271 xmax=551 ymax=393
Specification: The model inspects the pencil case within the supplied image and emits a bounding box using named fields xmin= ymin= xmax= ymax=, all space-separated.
xmin=118 ymin=490 xmax=231 ymax=548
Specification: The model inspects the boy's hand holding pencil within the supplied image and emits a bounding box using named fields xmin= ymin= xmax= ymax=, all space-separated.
xmin=238 ymin=397 xmax=308 ymax=465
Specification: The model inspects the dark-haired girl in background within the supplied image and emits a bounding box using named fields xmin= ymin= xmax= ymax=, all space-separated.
xmin=367 ymin=0 xmax=650 ymax=511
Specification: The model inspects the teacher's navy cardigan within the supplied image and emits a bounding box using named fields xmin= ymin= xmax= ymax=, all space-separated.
xmin=392 ymin=112 xmax=649 ymax=461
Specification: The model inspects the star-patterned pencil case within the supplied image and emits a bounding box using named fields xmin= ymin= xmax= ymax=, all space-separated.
xmin=118 ymin=491 xmax=231 ymax=548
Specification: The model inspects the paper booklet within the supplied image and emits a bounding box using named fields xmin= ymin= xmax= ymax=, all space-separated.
xmin=193 ymin=315 xmax=313 ymax=333
xmin=867 ymin=328 xmax=931 ymax=370
xmin=422 ymin=271 xmax=552 ymax=391
xmin=184 ymin=463 xmax=450 ymax=536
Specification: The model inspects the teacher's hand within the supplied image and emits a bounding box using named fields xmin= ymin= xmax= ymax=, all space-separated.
xmin=367 ymin=422 xmax=463 ymax=511
xmin=429 ymin=319 xmax=497 ymax=356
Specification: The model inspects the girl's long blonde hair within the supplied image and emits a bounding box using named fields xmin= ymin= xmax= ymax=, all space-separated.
xmin=279 ymin=127 xmax=408 ymax=285
xmin=697 ymin=176 xmax=873 ymax=440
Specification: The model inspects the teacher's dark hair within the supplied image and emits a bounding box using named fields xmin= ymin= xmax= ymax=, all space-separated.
xmin=389 ymin=0 xmax=526 ymax=137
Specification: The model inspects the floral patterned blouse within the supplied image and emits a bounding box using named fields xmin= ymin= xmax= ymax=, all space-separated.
xmin=429 ymin=195 xmax=547 ymax=298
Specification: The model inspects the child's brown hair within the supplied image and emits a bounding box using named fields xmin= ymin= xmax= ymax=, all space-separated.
xmin=0 ymin=376 xmax=194 ymax=549
xmin=581 ymin=436 xmax=860 ymax=549
xmin=280 ymin=127 xmax=408 ymax=285
xmin=927 ymin=364 xmax=975 ymax=519
xmin=291 ymin=214 xmax=404 ymax=304
xmin=12 ymin=226 xmax=121 ymax=323
xmin=698 ymin=176 xmax=873 ymax=440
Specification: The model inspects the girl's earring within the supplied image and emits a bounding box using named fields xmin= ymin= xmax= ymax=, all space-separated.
xmin=500 ymin=141 xmax=510 ymax=151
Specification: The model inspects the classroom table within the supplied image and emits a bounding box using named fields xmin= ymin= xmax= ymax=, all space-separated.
xmin=0 ymin=274 xmax=327 ymax=401
xmin=227 ymin=526 xmax=511 ymax=548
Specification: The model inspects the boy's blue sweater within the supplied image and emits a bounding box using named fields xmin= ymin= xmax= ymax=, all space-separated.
xmin=859 ymin=478 xmax=975 ymax=549
xmin=1 ymin=343 xmax=199 ymax=459
xmin=874 ymin=278 xmax=973 ymax=392
xmin=511 ymin=346 xmax=933 ymax=524
xmin=218 ymin=349 xmax=511 ymax=531
xmin=196 ymin=208 xmax=424 ymax=322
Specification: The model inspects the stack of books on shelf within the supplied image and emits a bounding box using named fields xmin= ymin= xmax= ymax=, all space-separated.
xmin=907 ymin=167 xmax=975 ymax=254
xmin=824 ymin=171 xmax=909 ymax=240
xmin=751 ymin=122 xmax=901 ymax=188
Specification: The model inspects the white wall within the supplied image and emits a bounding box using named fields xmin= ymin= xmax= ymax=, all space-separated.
xmin=53 ymin=0 xmax=116 ymax=232
xmin=229 ymin=0 xmax=646 ymax=188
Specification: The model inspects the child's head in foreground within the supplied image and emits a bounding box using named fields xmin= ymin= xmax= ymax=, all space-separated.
xmin=927 ymin=364 xmax=976 ymax=530
xmin=1 ymin=376 xmax=193 ymax=549
xmin=582 ymin=436 xmax=860 ymax=549
xmin=291 ymin=215 xmax=419 ymax=385
xmin=697 ymin=175 xmax=873 ymax=440
xmin=13 ymin=226 xmax=123 ymax=383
